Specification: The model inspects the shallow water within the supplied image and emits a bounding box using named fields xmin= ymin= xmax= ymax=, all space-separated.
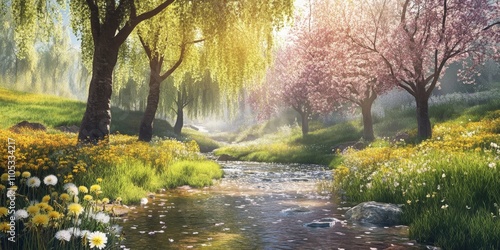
xmin=118 ymin=162 xmax=423 ymax=249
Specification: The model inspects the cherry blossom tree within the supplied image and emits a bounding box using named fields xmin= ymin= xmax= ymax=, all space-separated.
xmin=344 ymin=0 xmax=499 ymax=140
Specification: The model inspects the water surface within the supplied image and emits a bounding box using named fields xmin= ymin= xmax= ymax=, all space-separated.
xmin=119 ymin=162 xmax=423 ymax=249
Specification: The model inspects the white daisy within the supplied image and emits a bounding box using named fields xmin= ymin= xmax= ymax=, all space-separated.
xmin=87 ymin=231 xmax=108 ymax=249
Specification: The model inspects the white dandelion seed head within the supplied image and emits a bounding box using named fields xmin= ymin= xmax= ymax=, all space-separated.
xmin=55 ymin=230 xmax=72 ymax=242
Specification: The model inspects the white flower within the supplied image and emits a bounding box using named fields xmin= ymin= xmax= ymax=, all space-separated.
xmin=489 ymin=162 xmax=496 ymax=169
xmin=64 ymin=183 xmax=79 ymax=196
xmin=491 ymin=142 xmax=499 ymax=149
xmin=87 ymin=231 xmax=108 ymax=249
xmin=437 ymin=184 xmax=441 ymax=190
xmin=441 ymin=204 xmax=449 ymax=209
xmin=67 ymin=227 xmax=82 ymax=237
xmin=55 ymin=230 xmax=72 ymax=241
xmin=69 ymin=186 xmax=79 ymax=196
xmin=394 ymin=181 xmax=400 ymax=187
xmin=110 ymin=224 xmax=123 ymax=235
xmin=14 ymin=209 xmax=29 ymax=220
xmin=80 ymin=230 xmax=91 ymax=238
xmin=43 ymin=175 xmax=58 ymax=186
xmin=442 ymin=173 xmax=446 ymax=178
xmin=26 ymin=177 xmax=41 ymax=188
xmin=93 ymin=212 xmax=110 ymax=224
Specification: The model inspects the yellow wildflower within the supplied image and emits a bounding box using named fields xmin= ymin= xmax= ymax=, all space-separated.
xmin=32 ymin=214 xmax=49 ymax=226
xmin=78 ymin=186 xmax=89 ymax=194
xmin=102 ymin=198 xmax=110 ymax=204
xmin=67 ymin=203 xmax=84 ymax=216
xmin=84 ymin=195 xmax=93 ymax=201
xmin=1 ymin=173 xmax=8 ymax=181
xmin=42 ymin=195 xmax=51 ymax=202
xmin=0 ymin=222 xmax=10 ymax=232
xmin=0 ymin=207 xmax=8 ymax=217
xmin=27 ymin=205 xmax=40 ymax=215
xmin=90 ymin=184 xmax=101 ymax=193
xmin=48 ymin=211 xmax=62 ymax=220
xmin=60 ymin=193 xmax=71 ymax=202
xmin=96 ymin=178 xmax=103 ymax=183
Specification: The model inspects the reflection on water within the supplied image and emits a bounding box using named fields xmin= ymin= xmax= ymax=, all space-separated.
xmin=118 ymin=162 xmax=423 ymax=249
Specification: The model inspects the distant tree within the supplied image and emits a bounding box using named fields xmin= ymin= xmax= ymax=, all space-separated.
xmin=129 ymin=1 xmax=294 ymax=141
xmin=303 ymin=0 xmax=394 ymax=141
xmin=249 ymin=1 xmax=339 ymax=137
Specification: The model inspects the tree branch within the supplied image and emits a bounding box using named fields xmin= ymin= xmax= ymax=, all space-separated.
xmin=85 ymin=0 xmax=101 ymax=41
xmin=483 ymin=21 xmax=500 ymax=31
xmin=115 ymin=0 xmax=174 ymax=45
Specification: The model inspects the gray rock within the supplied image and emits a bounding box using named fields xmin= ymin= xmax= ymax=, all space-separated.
xmin=56 ymin=125 xmax=80 ymax=133
xmin=305 ymin=217 xmax=343 ymax=228
xmin=10 ymin=121 xmax=46 ymax=132
xmin=345 ymin=201 xmax=402 ymax=226
xmin=217 ymin=154 xmax=237 ymax=161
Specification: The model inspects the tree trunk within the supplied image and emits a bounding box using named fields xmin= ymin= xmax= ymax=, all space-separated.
xmin=138 ymin=56 xmax=163 ymax=142
xmin=174 ymin=91 xmax=184 ymax=135
xmin=415 ymin=90 xmax=432 ymax=140
xmin=360 ymin=99 xmax=375 ymax=141
xmin=78 ymin=41 xmax=118 ymax=143
xmin=138 ymin=77 xmax=161 ymax=142
xmin=300 ymin=111 xmax=309 ymax=137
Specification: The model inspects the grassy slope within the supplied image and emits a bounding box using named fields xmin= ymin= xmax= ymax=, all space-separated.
xmin=0 ymin=88 xmax=215 ymax=139
xmin=215 ymin=94 xmax=500 ymax=167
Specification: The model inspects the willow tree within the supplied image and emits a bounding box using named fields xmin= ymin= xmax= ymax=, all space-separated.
xmin=132 ymin=0 xmax=294 ymax=141
xmin=68 ymin=0 xmax=177 ymax=143
xmin=3 ymin=0 xmax=171 ymax=142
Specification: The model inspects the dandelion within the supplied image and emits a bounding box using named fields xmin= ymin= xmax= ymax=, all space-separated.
xmin=44 ymin=175 xmax=58 ymax=186
xmin=80 ymin=230 xmax=91 ymax=238
xmin=489 ymin=162 xmax=496 ymax=169
xmin=15 ymin=209 xmax=28 ymax=220
xmin=0 ymin=207 xmax=8 ymax=217
xmin=0 ymin=222 xmax=11 ymax=232
xmin=60 ymin=193 xmax=71 ymax=202
xmin=96 ymin=178 xmax=103 ymax=183
xmin=87 ymin=231 xmax=108 ymax=249
xmin=55 ymin=230 xmax=72 ymax=241
xmin=21 ymin=171 xmax=31 ymax=178
xmin=48 ymin=211 xmax=62 ymax=220
xmin=1 ymin=173 xmax=8 ymax=181
xmin=407 ymin=200 xmax=412 ymax=205
xmin=79 ymin=186 xmax=89 ymax=193
xmin=67 ymin=227 xmax=82 ymax=237
xmin=84 ymin=195 xmax=93 ymax=201
xmin=27 ymin=205 xmax=40 ymax=215
xmin=442 ymin=173 xmax=446 ymax=178
xmin=67 ymin=203 xmax=84 ymax=216
xmin=90 ymin=184 xmax=101 ymax=193
xmin=426 ymin=194 xmax=431 ymax=198
xmin=441 ymin=204 xmax=449 ymax=209
xmin=93 ymin=212 xmax=110 ymax=224
xmin=102 ymin=198 xmax=110 ymax=204
xmin=32 ymin=214 xmax=49 ymax=226
xmin=26 ymin=177 xmax=41 ymax=188
xmin=42 ymin=195 xmax=51 ymax=202
xmin=0 ymin=184 xmax=5 ymax=191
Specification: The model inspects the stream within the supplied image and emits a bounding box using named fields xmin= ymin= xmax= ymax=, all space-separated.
xmin=118 ymin=162 xmax=425 ymax=249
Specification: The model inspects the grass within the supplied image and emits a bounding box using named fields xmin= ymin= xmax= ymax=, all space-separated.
xmin=164 ymin=160 xmax=224 ymax=188
xmin=0 ymin=87 xmax=173 ymax=137
xmin=214 ymin=123 xmax=356 ymax=167
xmin=333 ymin=108 xmax=500 ymax=249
